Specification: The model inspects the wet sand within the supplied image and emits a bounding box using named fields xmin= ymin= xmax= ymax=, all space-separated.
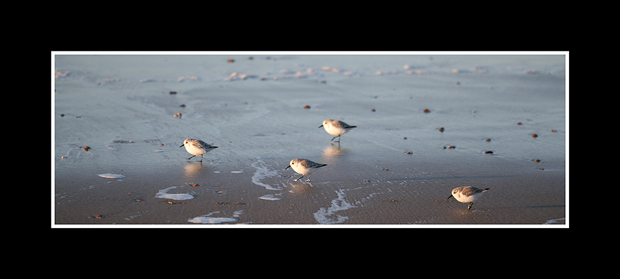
xmin=53 ymin=53 xmax=567 ymax=226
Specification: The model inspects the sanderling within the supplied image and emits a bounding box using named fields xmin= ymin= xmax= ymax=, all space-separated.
xmin=180 ymin=139 xmax=218 ymax=162
xmin=447 ymin=186 xmax=489 ymax=210
xmin=319 ymin=119 xmax=357 ymax=142
xmin=285 ymin=158 xmax=327 ymax=182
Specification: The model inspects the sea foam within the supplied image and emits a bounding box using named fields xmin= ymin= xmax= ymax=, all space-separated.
xmin=97 ymin=173 xmax=126 ymax=179
xmin=155 ymin=186 xmax=194 ymax=200
xmin=187 ymin=211 xmax=240 ymax=224
xmin=251 ymin=160 xmax=282 ymax=191
xmin=313 ymin=189 xmax=355 ymax=224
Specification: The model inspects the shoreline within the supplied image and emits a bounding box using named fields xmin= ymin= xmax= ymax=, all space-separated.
xmin=54 ymin=145 xmax=565 ymax=225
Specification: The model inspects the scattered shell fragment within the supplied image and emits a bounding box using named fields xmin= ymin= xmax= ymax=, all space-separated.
xmin=55 ymin=70 xmax=70 ymax=78
xmin=94 ymin=215 xmax=103 ymax=219
xmin=423 ymin=108 xmax=431 ymax=113
xmin=551 ymin=129 xmax=557 ymax=132
xmin=532 ymin=134 xmax=538 ymax=138
xmin=168 ymin=91 xmax=177 ymax=95
xmin=534 ymin=159 xmax=541 ymax=162
xmin=517 ymin=122 xmax=522 ymax=125
xmin=371 ymin=108 xmax=376 ymax=112
xmin=84 ymin=146 xmax=90 ymax=151
xmin=227 ymin=59 xmax=234 ymax=63
xmin=484 ymin=150 xmax=493 ymax=154
xmin=406 ymin=151 xmax=413 ymax=155
xmin=191 ymin=183 xmax=199 ymax=187
xmin=438 ymin=127 xmax=444 ymax=132
xmin=485 ymin=138 xmax=491 ymax=142
xmin=174 ymin=113 xmax=182 ymax=118
xmin=177 ymin=76 xmax=199 ymax=82
xmin=303 ymin=105 xmax=311 ymax=109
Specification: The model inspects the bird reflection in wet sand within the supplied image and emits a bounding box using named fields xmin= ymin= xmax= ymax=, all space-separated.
xmin=183 ymin=162 xmax=205 ymax=179
xmin=322 ymin=144 xmax=348 ymax=158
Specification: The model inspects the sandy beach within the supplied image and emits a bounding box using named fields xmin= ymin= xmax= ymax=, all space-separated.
xmin=53 ymin=53 xmax=567 ymax=227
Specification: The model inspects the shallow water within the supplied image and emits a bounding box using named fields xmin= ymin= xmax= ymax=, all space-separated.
xmin=54 ymin=53 xmax=566 ymax=225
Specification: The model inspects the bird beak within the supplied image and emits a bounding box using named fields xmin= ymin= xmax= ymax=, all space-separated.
xmin=318 ymin=125 xmax=323 ymax=128
xmin=179 ymin=144 xmax=184 ymax=148
xmin=447 ymin=194 xmax=453 ymax=200
xmin=285 ymin=165 xmax=291 ymax=170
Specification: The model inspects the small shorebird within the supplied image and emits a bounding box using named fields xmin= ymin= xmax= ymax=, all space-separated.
xmin=319 ymin=119 xmax=357 ymax=142
xmin=447 ymin=186 xmax=489 ymax=210
xmin=285 ymin=158 xmax=327 ymax=182
xmin=180 ymin=138 xmax=218 ymax=162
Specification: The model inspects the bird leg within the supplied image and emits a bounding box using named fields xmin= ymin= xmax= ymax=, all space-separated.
xmin=198 ymin=154 xmax=203 ymax=162
xmin=294 ymin=175 xmax=304 ymax=181
xmin=331 ymin=136 xmax=341 ymax=142
xmin=187 ymin=155 xmax=196 ymax=160
xmin=468 ymin=202 xmax=474 ymax=210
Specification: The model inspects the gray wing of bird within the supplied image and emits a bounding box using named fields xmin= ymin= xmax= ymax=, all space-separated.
xmin=462 ymin=186 xmax=487 ymax=196
xmin=196 ymin=140 xmax=217 ymax=149
xmin=301 ymin=159 xmax=327 ymax=169
xmin=337 ymin=120 xmax=357 ymax=129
